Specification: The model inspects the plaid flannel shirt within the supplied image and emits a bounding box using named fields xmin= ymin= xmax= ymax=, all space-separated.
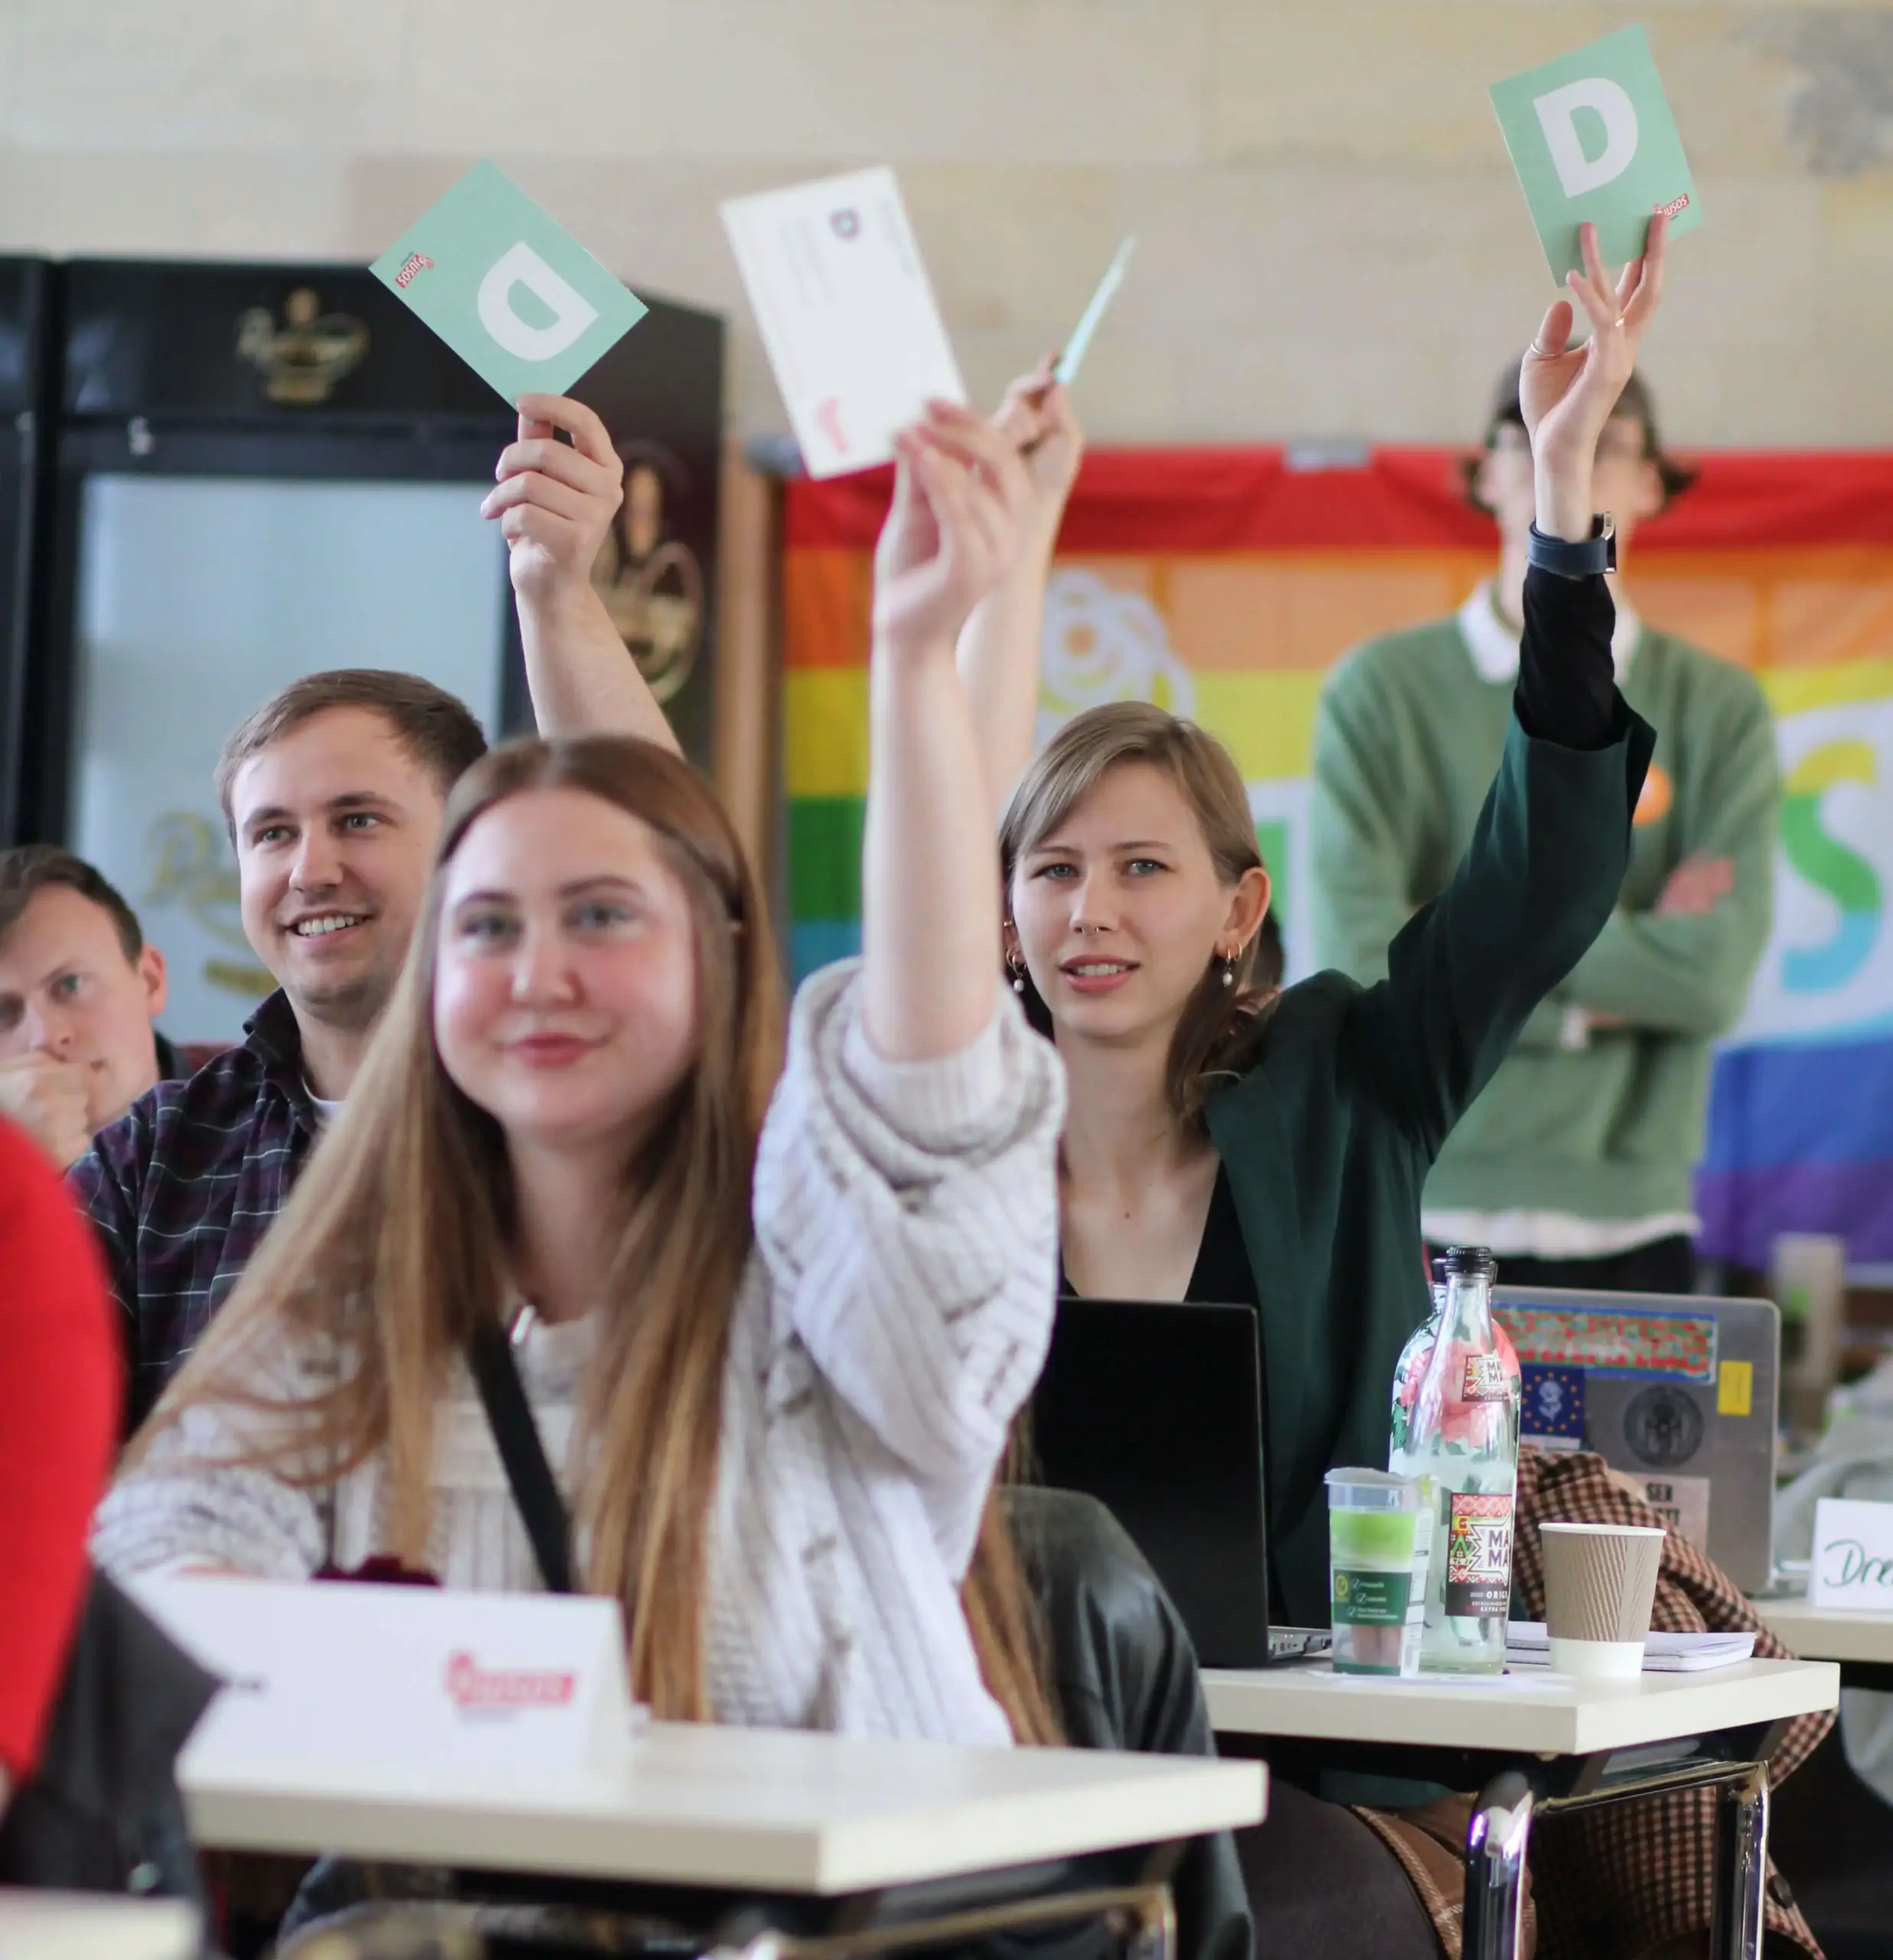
xmin=68 ymin=991 xmax=317 ymax=1436
xmin=1356 ymin=1448 xmax=1832 ymax=1960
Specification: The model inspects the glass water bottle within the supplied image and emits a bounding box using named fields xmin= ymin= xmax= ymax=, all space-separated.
xmin=1388 ymin=1246 xmax=1519 ymax=1674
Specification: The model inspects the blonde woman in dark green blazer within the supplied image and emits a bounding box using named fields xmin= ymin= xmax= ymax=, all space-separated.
xmin=935 ymin=217 xmax=1666 ymax=1629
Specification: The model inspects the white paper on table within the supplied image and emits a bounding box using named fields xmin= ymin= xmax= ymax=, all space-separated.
xmin=1504 ymin=1621 xmax=1756 ymax=1671
xmin=721 ymin=166 xmax=967 ymax=479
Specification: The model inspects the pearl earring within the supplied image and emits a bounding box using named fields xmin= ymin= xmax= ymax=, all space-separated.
xmin=1005 ymin=923 xmax=1026 ymax=994
xmin=1221 ymin=952 xmax=1236 ymax=988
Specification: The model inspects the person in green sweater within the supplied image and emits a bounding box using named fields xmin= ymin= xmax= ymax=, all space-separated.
xmin=1310 ymin=366 xmax=1780 ymax=1295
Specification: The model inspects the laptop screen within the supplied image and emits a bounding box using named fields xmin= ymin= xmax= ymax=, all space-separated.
xmin=1028 ymin=1297 xmax=1277 ymax=1668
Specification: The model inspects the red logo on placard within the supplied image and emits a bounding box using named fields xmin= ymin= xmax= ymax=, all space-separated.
xmin=444 ymin=1651 xmax=576 ymax=1712
xmin=395 ymin=253 xmax=435 ymax=289
xmin=1655 ymin=194 xmax=1691 ymax=220
xmin=814 ymin=397 xmax=849 ymax=458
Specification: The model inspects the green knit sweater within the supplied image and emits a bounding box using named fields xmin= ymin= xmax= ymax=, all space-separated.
xmin=1309 ymin=596 xmax=1780 ymax=1223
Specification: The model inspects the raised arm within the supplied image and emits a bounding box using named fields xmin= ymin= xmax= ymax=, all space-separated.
xmin=861 ymin=411 xmax=1040 ymax=1057
xmin=944 ymin=365 xmax=1085 ymax=822
xmin=1353 ymin=217 xmax=1669 ymax=1152
xmin=752 ymin=413 xmax=1066 ymax=1568
xmin=481 ymin=393 xmax=681 ymax=753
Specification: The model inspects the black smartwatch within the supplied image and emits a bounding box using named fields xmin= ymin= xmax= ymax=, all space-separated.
xmin=1526 ymin=514 xmax=1616 ymax=578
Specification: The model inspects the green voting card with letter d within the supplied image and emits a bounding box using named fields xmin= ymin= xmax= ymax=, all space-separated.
xmin=371 ymin=160 xmax=648 ymax=402
xmin=1490 ymin=25 xmax=1702 ymax=283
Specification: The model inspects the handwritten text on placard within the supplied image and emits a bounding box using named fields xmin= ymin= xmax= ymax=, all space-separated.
xmin=1810 ymin=1497 xmax=1893 ymax=1612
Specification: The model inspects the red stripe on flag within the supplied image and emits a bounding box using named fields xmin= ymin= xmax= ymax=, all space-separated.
xmin=784 ymin=449 xmax=1893 ymax=554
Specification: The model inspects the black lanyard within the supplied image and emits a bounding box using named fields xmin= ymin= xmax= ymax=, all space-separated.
xmin=467 ymin=1316 xmax=576 ymax=1596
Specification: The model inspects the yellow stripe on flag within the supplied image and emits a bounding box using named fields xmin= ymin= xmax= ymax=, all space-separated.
xmin=786 ymin=668 xmax=872 ymax=799
xmin=1191 ymin=671 xmax=1328 ymax=782
xmin=1760 ymin=658 xmax=1893 ymax=720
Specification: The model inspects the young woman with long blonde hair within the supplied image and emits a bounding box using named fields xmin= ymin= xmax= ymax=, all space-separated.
xmin=94 ymin=410 xmax=1066 ymax=1747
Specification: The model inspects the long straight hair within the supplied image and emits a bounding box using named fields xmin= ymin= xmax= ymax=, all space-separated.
xmin=999 ymin=701 xmax=1281 ymax=1121
xmin=133 ymin=736 xmax=1059 ymax=1741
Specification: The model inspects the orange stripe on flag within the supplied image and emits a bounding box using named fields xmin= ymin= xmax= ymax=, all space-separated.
xmin=784 ymin=549 xmax=873 ymax=671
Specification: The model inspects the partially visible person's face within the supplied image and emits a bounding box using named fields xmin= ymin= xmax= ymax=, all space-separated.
xmin=1008 ymin=761 xmax=1267 ymax=1052
xmin=233 ymin=707 xmax=449 ymax=1035
xmin=432 ymin=786 xmax=703 ymax=1158
xmin=1477 ymin=410 xmax=1666 ymax=551
xmin=0 ymin=884 xmax=167 ymax=1127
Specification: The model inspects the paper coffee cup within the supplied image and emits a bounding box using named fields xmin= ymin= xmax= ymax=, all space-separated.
xmin=1540 ymin=1523 xmax=1665 ymax=1680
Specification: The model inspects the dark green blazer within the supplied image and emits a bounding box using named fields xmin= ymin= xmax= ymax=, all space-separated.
xmin=1203 ymin=706 xmax=1655 ymax=1626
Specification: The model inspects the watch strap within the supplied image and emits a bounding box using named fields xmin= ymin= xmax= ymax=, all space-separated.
xmin=1526 ymin=515 xmax=1617 ymax=579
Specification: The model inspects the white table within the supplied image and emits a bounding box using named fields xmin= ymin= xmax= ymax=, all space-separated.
xmin=1754 ymin=1598 xmax=1893 ymax=1686
xmin=181 ymin=1708 xmax=1262 ymax=1891
xmin=180 ymin=1704 xmax=1265 ymax=1957
xmin=1203 ymin=1657 xmax=1839 ymax=1757
xmin=1203 ymin=1658 xmax=1837 ymax=1960
xmin=0 ymin=1890 xmax=198 ymax=1960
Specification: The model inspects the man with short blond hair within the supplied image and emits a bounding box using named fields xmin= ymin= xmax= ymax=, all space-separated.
xmin=70 ymin=394 xmax=674 ymax=1430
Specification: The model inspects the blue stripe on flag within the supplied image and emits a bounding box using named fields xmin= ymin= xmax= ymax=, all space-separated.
xmin=791 ymin=919 xmax=862 ymax=984
xmin=1704 ymin=1035 xmax=1893 ymax=1173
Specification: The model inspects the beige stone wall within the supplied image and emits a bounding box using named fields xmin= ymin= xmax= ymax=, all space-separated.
xmin=5 ymin=0 xmax=1891 ymax=446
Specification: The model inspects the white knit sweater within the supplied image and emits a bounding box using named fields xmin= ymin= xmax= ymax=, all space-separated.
xmin=93 ymin=964 xmax=1066 ymax=1747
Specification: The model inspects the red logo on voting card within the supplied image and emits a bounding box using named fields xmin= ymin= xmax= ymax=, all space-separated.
xmin=814 ymin=396 xmax=849 ymax=458
xmin=395 ymin=253 xmax=435 ymax=290
xmin=444 ymin=1651 xmax=576 ymax=1713
xmin=1655 ymin=194 xmax=1692 ymax=220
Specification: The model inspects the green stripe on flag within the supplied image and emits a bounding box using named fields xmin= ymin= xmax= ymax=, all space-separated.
xmin=789 ymin=797 xmax=866 ymax=923
xmin=1256 ymin=818 xmax=1288 ymax=929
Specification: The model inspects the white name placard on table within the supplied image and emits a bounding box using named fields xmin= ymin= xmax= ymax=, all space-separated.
xmin=1809 ymin=1497 xmax=1893 ymax=1611
xmin=129 ymin=1574 xmax=641 ymax=1775
xmin=721 ymin=165 xmax=966 ymax=479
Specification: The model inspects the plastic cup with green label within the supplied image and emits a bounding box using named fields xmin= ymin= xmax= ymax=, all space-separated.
xmin=1326 ymin=1468 xmax=1432 ymax=1676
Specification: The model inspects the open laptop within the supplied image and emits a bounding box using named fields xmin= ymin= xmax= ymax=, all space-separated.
xmin=1027 ymin=1298 xmax=1330 ymax=1669
xmin=1493 ymin=1285 xmax=1780 ymax=1594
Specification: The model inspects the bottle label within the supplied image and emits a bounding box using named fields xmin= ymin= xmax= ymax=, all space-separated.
xmin=1461 ymin=1352 xmax=1512 ymax=1403
xmin=1444 ymin=1491 xmax=1514 ymax=1617
xmin=1331 ymin=1568 xmax=1411 ymax=1627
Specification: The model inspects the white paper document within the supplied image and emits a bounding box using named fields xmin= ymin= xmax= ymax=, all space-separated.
xmin=1505 ymin=1621 xmax=1756 ymax=1672
xmin=722 ymin=166 xmax=967 ymax=479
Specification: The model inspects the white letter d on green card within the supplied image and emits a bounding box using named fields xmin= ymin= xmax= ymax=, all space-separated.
xmin=477 ymin=243 xmax=600 ymax=362
xmin=1533 ymin=78 xmax=1638 ymax=199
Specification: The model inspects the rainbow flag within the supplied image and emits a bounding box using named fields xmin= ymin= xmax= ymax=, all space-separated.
xmin=784 ymin=450 xmax=1893 ymax=1269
